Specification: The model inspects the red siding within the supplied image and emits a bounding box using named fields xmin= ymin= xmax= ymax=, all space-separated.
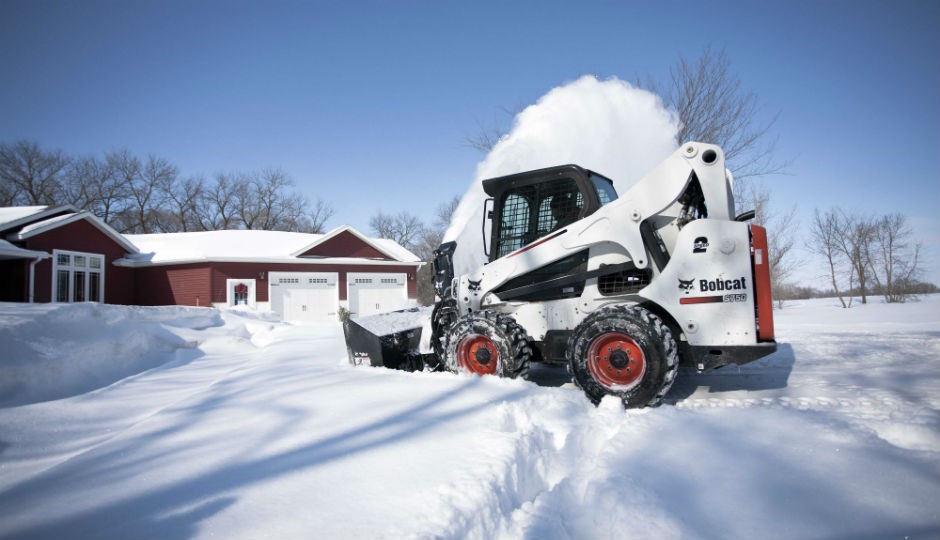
xmin=300 ymin=231 xmax=391 ymax=259
xmin=21 ymin=219 xmax=136 ymax=304
xmin=135 ymin=264 xmax=212 ymax=306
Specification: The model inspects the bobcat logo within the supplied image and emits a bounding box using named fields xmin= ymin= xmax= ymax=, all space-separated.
xmin=678 ymin=278 xmax=695 ymax=294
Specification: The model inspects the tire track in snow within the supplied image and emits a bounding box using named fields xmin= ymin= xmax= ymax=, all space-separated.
xmin=404 ymin=392 xmax=677 ymax=540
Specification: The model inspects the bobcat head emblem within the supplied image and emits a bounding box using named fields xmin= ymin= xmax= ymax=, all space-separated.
xmin=678 ymin=278 xmax=695 ymax=294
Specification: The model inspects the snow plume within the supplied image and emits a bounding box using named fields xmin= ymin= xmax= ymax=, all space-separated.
xmin=445 ymin=75 xmax=680 ymax=276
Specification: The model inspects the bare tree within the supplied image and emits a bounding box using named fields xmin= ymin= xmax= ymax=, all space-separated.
xmin=199 ymin=172 xmax=243 ymax=230
xmin=103 ymin=151 xmax=177 ymax=234
xmin=0 ymin=140 xmax=70 ymax=205
xmin=136 ymin=154 xmax=177 ymax=232
xmin=230 ymin=169 xmax=332 ymax=233
xmin=834 ymin=210 xmax=876 ymax=305
xmin=412 ymin=195 xmax=460 ymax=261
xmin=811 ymin=208 xmax=904 ymax=306
xmin=2 ymin=141 xmax=338 ymax=238
xmin=867 ymin=213 xmax=921 ymax=303
xmin=236 ymin=169 xmax=287 ymax=230
xmin=159 ymin=174 xmax=204 ymax=232
xmin=268 ymin=190 xmax=312 ymax=232
xmin=461 ymin=105 xmax=524 ymax=153
xmin=434 ymin=196 xmax=461 ymax=231
xmin=645 ymin=47 xmax=788 ymax=181
xmin=369 ymin=211 xmax=426 ymax=253
xmin=104 ymin=149 xmax=143 ymax=232
xmin=810 ymin=208 xmax=853 ymax=308
xmin=63 ymin=155 xmax=122 ymax=218
xmin=303 ymin=197 xmax=335 ymax=234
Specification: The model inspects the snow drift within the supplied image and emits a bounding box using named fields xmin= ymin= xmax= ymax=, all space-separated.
xmin=444 ymin=75 xmax=679 ymax=275
xmin=0 ymin=303 xmax=222 ymax=407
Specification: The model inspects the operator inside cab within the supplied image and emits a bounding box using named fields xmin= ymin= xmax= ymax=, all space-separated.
xmin=550 ymin=191 xmax=581 ymax=230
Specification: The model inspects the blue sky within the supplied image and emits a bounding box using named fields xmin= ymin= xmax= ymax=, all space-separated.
xmin=1 ymin=0 xmax=938 ymax=286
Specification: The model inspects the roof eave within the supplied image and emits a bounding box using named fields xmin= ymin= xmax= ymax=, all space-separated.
xmin=0 ymin=205 xmax=78 ymax=234
xmin=290 ymin=224 xmax=410 ymax=262
xmin=12 ymin=211 xmax=139 ymax=254
xmin=113 ymin=256 xmax=425 ymax=268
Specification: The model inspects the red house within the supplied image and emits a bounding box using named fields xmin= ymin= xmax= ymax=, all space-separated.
xmin=0 ymin=206 xmax=423 ymax=322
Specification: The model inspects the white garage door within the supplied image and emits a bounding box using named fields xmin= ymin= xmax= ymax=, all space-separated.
xmin=269 ymin=272 xmax=339 ymax=323
xmin=347 ymin=272 xmax=408 ymax=318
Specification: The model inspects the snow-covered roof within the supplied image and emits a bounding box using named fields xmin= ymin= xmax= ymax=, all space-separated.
xmin=0 ymin=205 xmax=78 ymax=233
xmin=16 ymin=212 xmax=76 ymax=236
xmin=0 ymin=206 xmax=421 ymax=267
xmin=8 ymin=210 xmax=138 ymax=253
xmin=126 ymin=230 xmax=323 ymax=263
xmin=0 ymin=239 xmax=50 ymax=260
xmin=120 ymin=225 xmax=421 ymax=267
xmin=372 ymin=238 xmax=422 ymax=263
xmin=0 ymin=206 xmax=49 ymax=226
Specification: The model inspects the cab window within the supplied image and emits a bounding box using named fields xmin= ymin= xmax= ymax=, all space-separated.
xmin=495 ymin=178 xmax=582 ymax=258
xmin=591 ymin=174 xmax=618 ymax=205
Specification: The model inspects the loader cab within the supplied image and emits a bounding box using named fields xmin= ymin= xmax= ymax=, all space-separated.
xmin=482 ymin=165 xmax=617 ymax=262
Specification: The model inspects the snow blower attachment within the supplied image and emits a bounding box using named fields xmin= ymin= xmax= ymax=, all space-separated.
xmin=344 ymin=142 xmax=777 ymax=408
xmin=344 ymin=307 xmax=436 ymax=372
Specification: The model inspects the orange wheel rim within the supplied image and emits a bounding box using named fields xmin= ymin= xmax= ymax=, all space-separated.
xmin=587 ymin=332 xmax=646 ymax=389
xmin=456 ymin=334 xmax=499 ymax=375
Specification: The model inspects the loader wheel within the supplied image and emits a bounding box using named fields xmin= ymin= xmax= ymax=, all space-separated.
xmin=567 ymin=305 xmax=678 ymax=408
xmin=425 ymin=300 xmax=457 ymax=372
xmin=444 ymin=311 xmax=531 ymax=379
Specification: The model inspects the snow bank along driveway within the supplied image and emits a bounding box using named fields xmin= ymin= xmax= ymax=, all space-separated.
xmin=0 ymin=298 xmax=938 ymax=539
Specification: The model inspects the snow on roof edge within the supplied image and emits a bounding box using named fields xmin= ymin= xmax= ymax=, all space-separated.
xmin=114 ymin=255 xmax=424 ymax=268
xmin=0 ymin=239 xmax=50 ymax=259
xmin=0 ymin=205 xmax=78 ymax=233
xmin=124 ymin=227 xmax=422 ymax=266
xmin=12 ymin=211 xmax=138 ymax=253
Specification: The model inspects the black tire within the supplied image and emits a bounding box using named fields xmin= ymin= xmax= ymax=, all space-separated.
xmin=444 ymin=311 xmax=531 ymax=379
xmin=567 ymin=305 xmax=678 ymax=408
xmin=425 ymin=300 xmax=457 ymax=372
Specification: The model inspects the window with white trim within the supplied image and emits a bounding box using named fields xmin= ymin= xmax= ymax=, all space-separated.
xmin=53 ymin=249 xmax=105 ymax=303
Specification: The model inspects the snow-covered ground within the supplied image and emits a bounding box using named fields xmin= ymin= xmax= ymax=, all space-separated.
xmin=0 ymin=297 xmax=938 ymax=540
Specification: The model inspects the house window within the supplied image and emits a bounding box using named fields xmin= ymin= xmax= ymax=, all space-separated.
xmin=53 ymin=249 xmax=105 ymax=303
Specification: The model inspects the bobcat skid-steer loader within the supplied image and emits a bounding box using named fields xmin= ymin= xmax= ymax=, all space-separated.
xmin=344 ymin=142 xmax=777 ymax=408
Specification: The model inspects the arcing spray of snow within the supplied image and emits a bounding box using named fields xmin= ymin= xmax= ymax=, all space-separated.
xmin=444 ymin=75 xmax=680 ymax=276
